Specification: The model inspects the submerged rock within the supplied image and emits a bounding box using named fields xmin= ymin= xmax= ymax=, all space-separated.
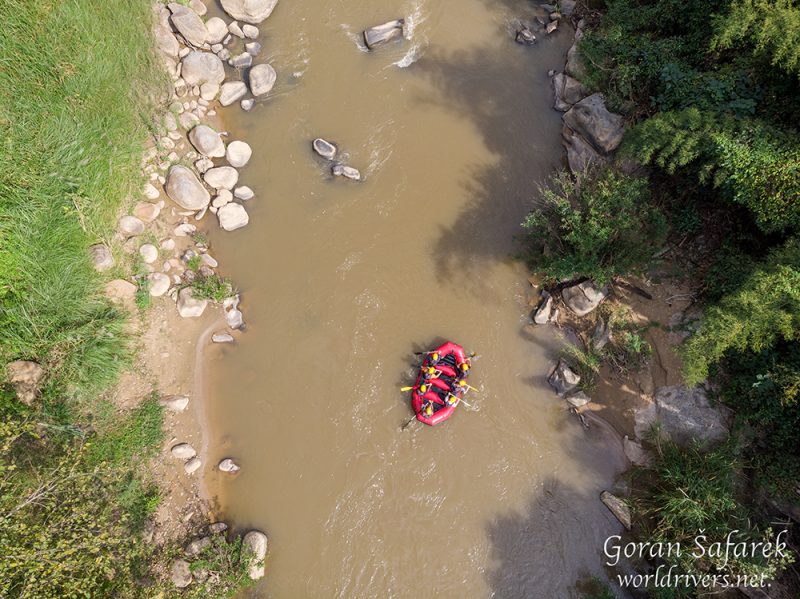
xmin=312 ymin=138 xmax=337 ymax=160
xmin=515 ymin=26 xmax=536 ymax=45
xmin=212 ymin=332 xmax=235 ymax=343
xmin=332 ymin=164 xmax=361 ymax=181
xmin=218 ymin=458 xmax=241 ymax=473
xmin=363 ymin=19 xmax=405 ymax=50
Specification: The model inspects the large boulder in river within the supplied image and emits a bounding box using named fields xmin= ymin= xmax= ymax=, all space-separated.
xmin=363 ymin=19 xmax=405 ymax=50
xmin=561 ymin=281 xmax=608 ymax=316
xmin=220 ymin=0 xmax=278 ymax=23
xmin=166 ymin=165 xmax=211 ymax=211
xmin=563 ymin=93 xmax=625 ymax=155
xmin=181 ymin=51 xmax=225 ymax=87
xmin=635 ymin=385 xmax=732 ymax=447
xmin=552 ymin=72 xmax=588 ymax=112
xmin=248 ymin=63 xmax=276 ymax=97
xmin=226 ymin=140 xmax=252 ymax=167
xmin=189 ymin=125 xmax=225 ymax=158
xmin=242 ymin=530 xmax=268 ymax=580
xmin=167 ymin=3 xmax=208 ymax=47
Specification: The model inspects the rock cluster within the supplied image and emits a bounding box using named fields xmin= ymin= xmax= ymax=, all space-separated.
xmin=312 ymin=138 xmax=362 ymax=182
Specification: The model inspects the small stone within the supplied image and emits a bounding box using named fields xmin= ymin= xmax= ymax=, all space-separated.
xmin=245 ymin=41 xmax=262 ymax=55
xmin=548 ymin=359 xmax=581 ymax=397
xmin=242 ymin=24 xmax=259 ymax=38
xmin=515 ymin=27 xmax=536 ymax=45
xmin=229 ymin=52 xmax=253 ymax=69
xmin=143 ymin=182 xmax=160 ymax=199
xmin=200 ymin=253 xmax=218 ymax=267
xmin=134 ymin=201 xmax=161 ymax=223
xmin=118 ymin=215 xmax=145 ymax=237
xmin=546 ymin=20 xmax=558 ymax=34
xmin=241 ymin=98 xmax=255 ymax=111
xmin=163 ymin=112 xmax=178 ymax=132
xmin=566 ymin=391 xmax=590 ymax=408
xmin=217 ymin=203 xmax=249 ymax=231
xmin=234 ymin=186 xmax=254 ymax=200
xmin=89 ymin=244 xmax=113 ymax=271
xmin=363 ymin=19 xmax=405 ymax=49
xmin=159 ymin=394 xmax=189 ymax=412
xmin=174 ymin=223 xmax=197 ymax=237
xmin=195 ymin=157 xmax=214 ymax=173
xmin=184 ymin=456 xmax=202 ymax=474
xmin=179 ymin=111 xmax=200 ymax=130
xmin=312 ymin=138 xmax=337 ymax=160
xmin=219 ymin=81 xmax=248 ymax=106
xmin=171 ymin=559 xmax=192 ymax=588
xmin=171 ymin=443 xmax=197 ymax=460
xmin=199 ymin=82 xmax=219 ymax=101
xmin=139 ymin=244 xmax=158 ymax=264
xmin=205 ymin=17 xmax=228 ymax=44
xmin=533 ymin=292 xmax=553 ymax=324
xmin=225 ymin=307 xmax=244 ymax=329
xmin=218 ymin=457 xmax=241 ymax=473
xmin=248 ymin=63 xmax=276 ymax=96
xmin=226 ymin=140 xmax=252 ymax=167
xmin=148 ymin=273 xmax=171 ymax=297
xmin=161 ymin=238 xmax=176 ymax=251
xmin=209 ymin=522 xmax=228 ymax=534
xmin=212 ymin=332 xmax=235 ymax=343
xmin=186 ymin=536 xmax=212 ymax=556
xmin=177 ymin=287 xmax=208 ymax=317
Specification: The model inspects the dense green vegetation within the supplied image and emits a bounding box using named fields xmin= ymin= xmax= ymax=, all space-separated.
xmin=523 ymin=0 xmax=800 ymax=593
xmin=0 ymin=1 xmax=249 ymax=596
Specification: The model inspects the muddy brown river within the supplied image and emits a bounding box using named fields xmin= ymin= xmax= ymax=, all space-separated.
xmin=204 ymin=0 xmax=626 ymax=596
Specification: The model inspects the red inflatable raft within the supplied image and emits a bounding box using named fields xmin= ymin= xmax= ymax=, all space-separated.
xmin=410 ymin=341 xmax=471 ymax=426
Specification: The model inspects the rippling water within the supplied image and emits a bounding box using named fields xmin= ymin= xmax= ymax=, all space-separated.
xmin=204 ymin=0 xmax=626 ymax=596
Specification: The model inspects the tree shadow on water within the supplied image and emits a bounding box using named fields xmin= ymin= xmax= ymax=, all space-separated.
xmin=486 ymin=475 xmax=624 ymax=598
xmin=412 ymin=29 xmax=572 ymax=294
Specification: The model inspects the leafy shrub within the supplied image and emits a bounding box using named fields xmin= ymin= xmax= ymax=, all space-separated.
xmin=522 ymin=169 xmax=667 ymax=284
xmin=190 ymin=275 xmax=236 ymax=303
xmin=182 ymin=535 xmax=256 ymax=599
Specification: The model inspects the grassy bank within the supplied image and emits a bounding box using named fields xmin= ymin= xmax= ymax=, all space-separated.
xmin=0 ymin=1 xmax=249 ymax=596
xmin=523 ymin=0 xmax=800 ymax=595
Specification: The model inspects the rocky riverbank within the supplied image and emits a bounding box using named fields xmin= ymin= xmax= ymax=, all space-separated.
xmin=102 ymin=0 xmax=284 ymax=589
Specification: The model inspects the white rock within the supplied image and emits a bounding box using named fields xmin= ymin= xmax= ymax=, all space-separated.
xmin=245 ymin=41 xmax=262 ymax=55
xmin=242 ymin=24 xmax=259 ymax=38
xmin=184 ymin=456 xmax=202 ymax=474
xmin=312 ymin=138 xmax=337 ymax=160
xmin=189 ymin=0 xmax=207 ymax=15
xmin=241 ymin=98 xmax=255 ymax=111
xmin=160 ymin=238 xmax=176 ymax=251
xmin=212 ymin=332 xmax=235 ymax=343
xmin=195 ymin=157 xmax=214 ymax=173
xmin=160 ymin=394 xmax=190 ymax=412
xmin=171 ymin=443 xmax=197 ymax=460
xmin=218 ymin=457 xmax=241 ymax=472
xmin=89 ymin=244 xmax=113 ymax=271
xmin=201 ymin=253 xmax=218 ymax=267
xmin=225 ymin=307 xmax=244 ymax=329
xmin=332 ymin=164 xmax=361 ymax=181
xmin=226 ymin=140 xmax=252 ymax=167
xmin=219 ymin=81 xmax=247 ymax=106
xmin=166 ymin=165 xmax=211 ymax=210
xmin=204 ymin=166 xmax=239 ymax=189
xmin=234 ymin=186 xmax=254 ymax=200
xmin=205 ymin=16 xmax=228 ymax=44
xmin=189 ymin=124 xmax=226 ymax=158
xmin=177 ymin=287 xmax=208 ymax=317
xmin=221 ymin=0 xmax=278 ymax=24
xmin=148 ymin=272 xmax=171 ymax=297
xmin=118 ymin=215 xmax=145 ymax=237
xmin=174 ymin=223 xmax=197 ymax=237
xmin=181 ymin=51 xmax=225 ymax=86
xmin=199 ymin=82 xmax=219 ymax=101
xmin=179 ymin=111 xmax=200 ymax=130
xmin=228 ymin=21 xmax=245 ymax=37
xmin=171 ymin=559 xmax=192 ymax=588
xmin=139 ymin=244 xmax=158 ymax=264
xmin=217 ymin=203 xmax=249 ymax=231
xmin=143 ymin=182 xmax=160 ymax=200
xmin=248 ymin=63 xmax=276 ymax=97
xmin=229 ymin=52 xmax=253 ymax=69
xmin=169 ymin=4 xmax=208 ymax=47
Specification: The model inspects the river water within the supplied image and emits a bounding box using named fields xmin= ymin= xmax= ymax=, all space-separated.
xmin=204 ymin=0 xmax=626 ymax=596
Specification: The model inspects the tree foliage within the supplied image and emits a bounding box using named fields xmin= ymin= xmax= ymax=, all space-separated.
xmin=713 ymin=0 xmax=800 ymax=77
xmin=522 ymin=169 xmax=667 ymax=284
